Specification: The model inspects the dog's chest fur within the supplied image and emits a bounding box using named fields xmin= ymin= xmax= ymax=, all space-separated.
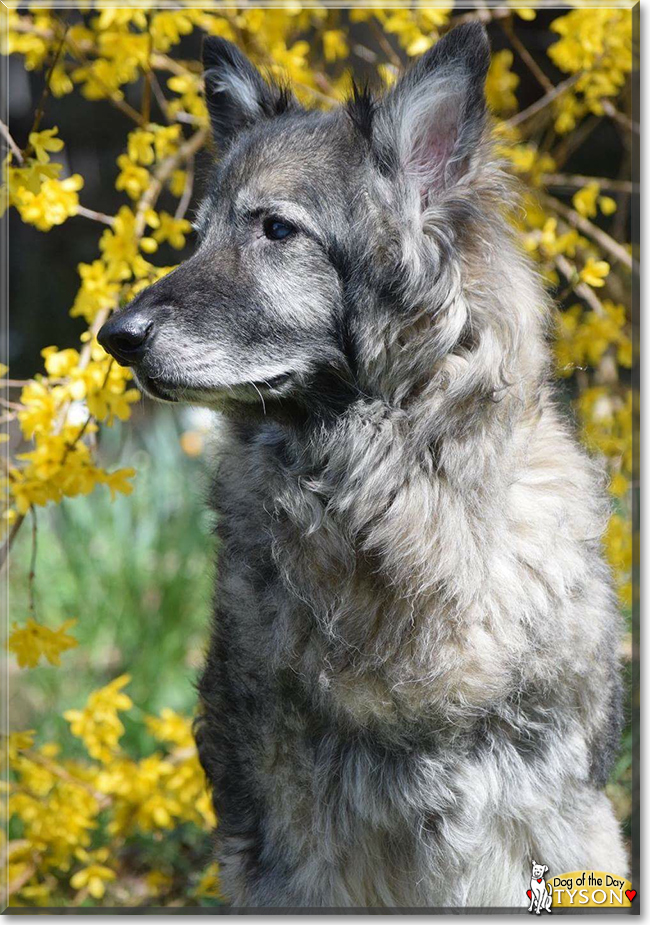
xmin=195 ymin=403 xmax=626 ymax=907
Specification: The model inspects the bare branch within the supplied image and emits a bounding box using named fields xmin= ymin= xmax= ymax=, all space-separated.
xmin=174 ymin=157 xmax=195 ymax=221
xmin=542 ymin=174 xmax=637 ymax=195
xmin=76 ymin=205 xmax=116 ymax=226
xmin=0 ymin=119 xmax=24 ymax=164
xmin=505 ymin=72 xmax=582 ymax=130
xmin=554 ymin=254 xmax=606 ymax=316
xmin=544 ymin=193 xmax=636 ymax=272
xmin=0 ymin=513 xmax=25 ymax=570
xmin=500 ymin=17 xmax=553 ymax=93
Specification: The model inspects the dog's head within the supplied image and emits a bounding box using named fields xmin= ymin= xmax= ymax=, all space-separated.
xmin=98 ymin=23 xmax=493 ymax=414
xmin=531 ymin=861 xmax=549 ymax=880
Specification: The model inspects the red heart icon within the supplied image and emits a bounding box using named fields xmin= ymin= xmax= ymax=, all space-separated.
xmin=625 ymin=890 xmax=636 ymax=902
xmin=537 ymin=878 xmax=542 ymax=883
xmin=527 ymin=890 xmax=532 ymax=899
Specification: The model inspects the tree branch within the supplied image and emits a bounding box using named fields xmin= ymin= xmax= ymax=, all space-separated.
xmin=555 ymin=254 xmax=605 ymax=316
xmin=542 ymin=174 xmax=637 ymax=195
xmin=544 ymin=193 xmax=636 ymax=272
xmin=505 ymin=72 xmax=582 ymax=129
xmin=0 ymin=119 xmax=24 ymax=164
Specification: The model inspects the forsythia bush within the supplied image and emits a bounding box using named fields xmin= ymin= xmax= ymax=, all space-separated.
xmin=1 ymin=2 xmax=635 ymax=908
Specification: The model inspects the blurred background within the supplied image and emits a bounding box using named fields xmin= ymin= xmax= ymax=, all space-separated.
xmin=4 ymin=3 xmax=636 ymax=909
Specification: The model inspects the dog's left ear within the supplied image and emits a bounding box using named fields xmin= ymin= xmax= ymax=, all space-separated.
xmin=375 ymin=22 xmax=490 ymax=200
xmin=202 ymin=37 xmax=298 ymax=149
xmin=544 ymin=866 xmax=549 ymax=873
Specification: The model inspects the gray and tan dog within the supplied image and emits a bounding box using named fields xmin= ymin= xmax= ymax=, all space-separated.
xmin=99 ymin=23 xmax=627 ymax=908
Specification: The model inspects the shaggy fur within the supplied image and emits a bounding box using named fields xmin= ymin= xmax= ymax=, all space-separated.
xmin=98 ymin=23 xmax=627 ymax=908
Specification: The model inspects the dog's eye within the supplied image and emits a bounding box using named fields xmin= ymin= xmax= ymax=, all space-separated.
xmin=263 ymin=217 xmax=295 ymax=241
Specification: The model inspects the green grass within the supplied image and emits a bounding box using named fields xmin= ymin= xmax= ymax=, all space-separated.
xmin=9 ymin=407 xmax=216 ymax=758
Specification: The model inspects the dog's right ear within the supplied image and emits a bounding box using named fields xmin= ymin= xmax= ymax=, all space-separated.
xmin=202 ymin=37 xmax=297 ymax=149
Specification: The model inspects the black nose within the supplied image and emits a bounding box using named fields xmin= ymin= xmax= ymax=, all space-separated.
xmin=97 ymin=311 xmax=154 ymax=366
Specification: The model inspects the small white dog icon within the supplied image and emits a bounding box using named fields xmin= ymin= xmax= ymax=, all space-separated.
xmin=528 ymin=860 xmax=552 ymax=914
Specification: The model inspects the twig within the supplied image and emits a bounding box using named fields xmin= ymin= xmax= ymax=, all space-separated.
xmin=505 ymin=72 xmax=582 ymax=129
xmin=76 ymin=205 xmax=116 ymax=226
xmin=0 ymin=513 xmax=25 ymax=570
xmin=28 ymin=507 xmax=37 ymax=616
xmin=150 ymin=53 xmax=200 ymax=76
xmin=601 ymin=100 xmax=639 ymax=135
xmin=450 ymin=7 xmax=511 ymax=26
xmin=5 ymin=860 xmax=38 ymax=902
xmin=501 ymin=17 xmax=553 ymax=94
xmin=0 ymin=397 xmax=25 ymax=411
xmin=369 ymin=19 xmax=402 ymax=69
xmin=544 ymin=193 xmax=635 ymax=272
xmin=0 ymin=119 xmax=24 ymax=164
xmin=174 ymin=156 xmax=195 ymax=221
xmin=134 ymin=126 xmax=208 ymax=236
xmin=293 ymin=81 xmax=336 ymax=106
xmin=552 ymin=115 xmax=601 ymax=170
xmin=21 ymin=749 xmax=111 ymax=809
xmin=148 ymin=68 xmax=173 ymax=125
xmin=65 ymin=34 xmax=147 ymax=127
xmin=542 ymin=174 xmax=637 ymax=195
xmin=141 ymin=12 xmax=154 ymax=125
xmin=24 ymin=18 xmax=70 ymax=154
xmin=555 ymin=254 xmax=605 ymax=316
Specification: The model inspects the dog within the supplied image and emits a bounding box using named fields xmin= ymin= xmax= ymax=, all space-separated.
xmin=98 ymin=22 xmax=627 ymax=908
xmin=528 ymin=861 xmax=552 ymax=915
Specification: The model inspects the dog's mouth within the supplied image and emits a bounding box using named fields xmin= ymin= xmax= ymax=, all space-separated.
xmin=134 ymin=374 xmax=179 ymax=403
xmin=134 ymin=370 xmax=293 ymax=405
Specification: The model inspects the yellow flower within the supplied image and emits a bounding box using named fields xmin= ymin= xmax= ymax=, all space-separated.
xmin=17 ymin=380 xmax=59 ymax=439
xmin=599 ymin=195 xmax=617 ymax=216
xmin=41 ymin=345 xmax=80 ymax=377
xmin=115 ymin=154 xmax=149 ymax=201
xmin=70 ymin=849 xmax=116 ymax=899
xmin=146 ymin=708 xmax=194 ymax=749
xmin=8 ymin=619 xmax=78 ymax=669
xmin=196 ymin=862 xmax=222 ymax=899
xmin=127 ymin=129 xmax=156 ymax=166
xmin=580 ymin=257 xmax=610 ymax=288
xmin=322 ymin=30 xmax=348 ymax=63
xmin=28 ymin=127 xmax=64 ymax=164
xmin=70 ymin=260 xmax=120 ymax=323
xmin=152 ymin=212 xmax=192 ymax=250
xmin=609 ymin=472 xmax=629 ymax=498
xmin=486 ymin=50 xmax=519 ymax=114
xmin=16 ymin=175 xmax=83 ymax=231
xmin=99 ymin=467 xmax=137 ymax=499
xmin=3 ymin=730 xmax=35 ymax=763
xmin=169 ymin=169 xmax=186 ymax=197
xmin=64 ymin=675 xmax=133 ymax=763
xmin=153 ymin=124 xmax=182 ymax=160
xmin=573 ymin=181 xmax=599 ymax=218
xmin=50 ymin=65 xmax=74 ymax=98
xmin=150 ymin=11 xmax=194 ymax=54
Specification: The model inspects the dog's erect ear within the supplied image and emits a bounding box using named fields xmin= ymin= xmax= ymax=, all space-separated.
xmin=375 ymin=22 xmax=490 ymax=199
xmin=531 ymin=860 xmax=536 ymax=866
xmin=544 ymin=866 xmax=548 ymax=873
xmin=202 ymin=37 xmax=297 ymax=149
